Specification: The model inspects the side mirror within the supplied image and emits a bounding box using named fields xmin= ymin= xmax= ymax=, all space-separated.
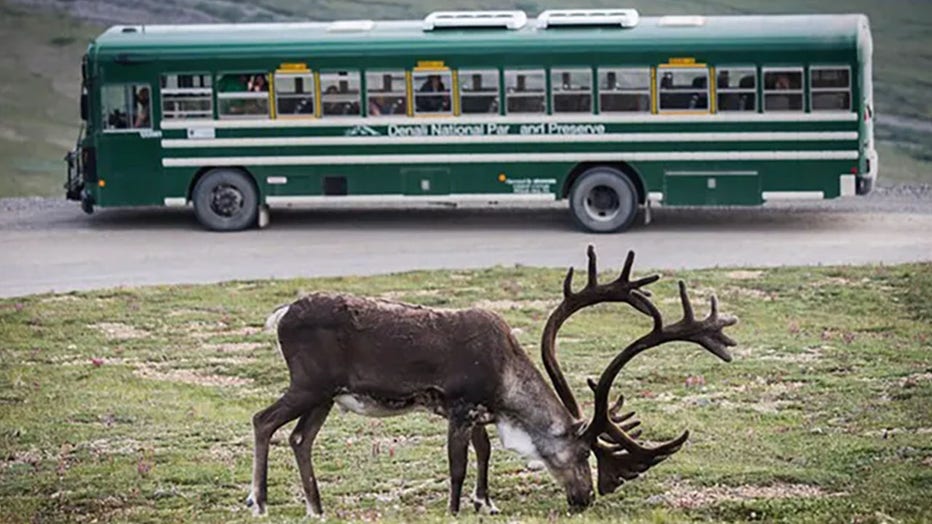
xmin=80 ymin=92 xmax=88 ymax=121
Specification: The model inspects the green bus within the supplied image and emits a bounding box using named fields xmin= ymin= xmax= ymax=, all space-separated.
xmin=65 ymin=9 xmax=877 ymax=232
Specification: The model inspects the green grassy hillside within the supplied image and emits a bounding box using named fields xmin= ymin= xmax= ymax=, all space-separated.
xmin=1 ymin=264 xmax=931 ymax=522
xmin=0 ymin=2 xmax=100 ymax=197
xmin=1 ymin=0 xmax=929 ymax=197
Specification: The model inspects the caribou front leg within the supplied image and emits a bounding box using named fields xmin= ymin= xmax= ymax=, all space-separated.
xmin=289 ymin=402 xmax=333 ymax=517
xmin=470 ymin=425 xmax=499 ymax=514
xmin=446 ymin=419 xmax=473 ymax=515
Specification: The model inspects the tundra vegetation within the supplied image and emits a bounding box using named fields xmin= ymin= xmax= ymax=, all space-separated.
xmin=0 ymin=263 xmax=930 ymax=522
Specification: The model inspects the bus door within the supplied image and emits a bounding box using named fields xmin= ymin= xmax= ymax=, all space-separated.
xmin=96 ymin=82 xmax=163 ymax=206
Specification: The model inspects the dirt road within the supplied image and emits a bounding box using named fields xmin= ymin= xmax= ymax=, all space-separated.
xmin=1 ymin=192 xmax=930 ymax=298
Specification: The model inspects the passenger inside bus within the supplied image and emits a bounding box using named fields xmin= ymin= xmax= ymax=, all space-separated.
xmin=416 ymin=75 xmax=450 ymax=112
xmin=133 ymin=87 xmax=150 ymax=128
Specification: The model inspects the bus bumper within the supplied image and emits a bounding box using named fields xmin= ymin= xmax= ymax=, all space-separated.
xmin=81 ymin=189 xmax=95 ymax=214
xmin=857 ymin=149 xmax=878 ymax=196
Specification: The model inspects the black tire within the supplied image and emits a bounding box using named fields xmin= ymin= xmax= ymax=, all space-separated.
xmin=568 ymin=167 xmax=639 ymax=233
xmin=192 ymin=168 xmax=259 ymax=231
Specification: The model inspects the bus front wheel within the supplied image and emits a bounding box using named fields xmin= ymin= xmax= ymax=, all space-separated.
xmin=568 ymin=167 xmax=638 ymax=233
xmin=192 ymin=168 xmax=259 ymax=231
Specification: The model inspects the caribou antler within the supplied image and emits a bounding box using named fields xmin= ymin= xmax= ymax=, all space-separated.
xmin=541 ymin=246 xmax=659 ymax=418
xmin=582 ymin=280 xmax=737 ymax=494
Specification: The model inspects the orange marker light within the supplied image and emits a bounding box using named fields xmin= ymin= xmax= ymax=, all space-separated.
xmin=98 ymin=179 xmax=106 ymax=188
xmin=497 ymin=173 xmax=507 ymax=182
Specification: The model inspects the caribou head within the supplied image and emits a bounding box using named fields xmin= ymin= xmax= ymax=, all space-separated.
xmin=540 ymin=246 xmax=736 ymax=500
xmin=248 ymin=246 xmax=736 ymax=516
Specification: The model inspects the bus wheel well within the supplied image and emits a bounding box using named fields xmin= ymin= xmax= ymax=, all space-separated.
xmin=187 ymin=166 xmax=259 ymax=202
xmin=562 ymin=162 xmax=646 ymax=205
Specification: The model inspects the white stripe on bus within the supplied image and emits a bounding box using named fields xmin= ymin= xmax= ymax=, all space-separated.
xmin=265 ymin=194 xmax=558 ymax=206
xmin=762 ymin=191 xmax=825 ymax=200
xmin=159 ymin=111 xmax=859 ymax=130
xmin=162 ymin=150 xmax=860 ymax=168
xmin=160 ymin=131 xmax=859 ymax=149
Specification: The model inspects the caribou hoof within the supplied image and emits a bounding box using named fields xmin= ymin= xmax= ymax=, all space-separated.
xmin=472 ymin=494 xmax=500 ymax=515
xmin=246 ymin=491 xmax=267 ymax=517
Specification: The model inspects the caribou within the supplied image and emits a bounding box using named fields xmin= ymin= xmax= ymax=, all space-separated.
xmin=247 ymin=246 xmax=736 ymax=516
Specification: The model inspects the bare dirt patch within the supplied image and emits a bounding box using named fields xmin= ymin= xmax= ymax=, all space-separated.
xmin=202 ymin=342 xmax=265 ymax=353
xmin=90 ymin=322 xmax=148 ymax=340
xmin=727 ymin=270 xmax=764 ymax=280
xmin=473 ymin=298 xmax=559 ymax=312
xmin=133 ymin=364 xmax=252 ymax=388
xmin=379 ymin=289 xmax=442 ymax=300
xmin=657 ymin=481 xmax=840 ymax=509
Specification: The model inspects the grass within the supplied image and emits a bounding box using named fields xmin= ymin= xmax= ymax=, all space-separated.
xmin=0 ymin=0 xmax=930 ymax=197
xmin=0 ymin=262 xmax=930 ymax=523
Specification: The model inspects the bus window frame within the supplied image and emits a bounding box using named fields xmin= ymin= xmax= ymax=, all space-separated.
xmin=216 ymin=71 xmax=272 ymax=120
xmin=319 ymin=70 xmax=362 ymax=118
xmin=656 ymin=65 xmax=711 ymax=113
xmin=715 ymin=65 xmax=758 ymax=113
xmin=100 ymin=83 xmax=153 ymax=133
xmin=365 ymin=70 xmax=409 ymax=118
xmin=762 ymin=66 xmax=804 ymax=112
xmin=550 ymin=67 xmax=593 ymax=114
xmin=160 ymin=72 xmax=214 ymax=121
xmin=809 ymin=65 xmax=852 ymax=112
xmin=503 ymin=68 xmax=547 ymax=115
xmin=597 ymin=66 xmax=652 ymax=114
xmin=458 ymin=68 xmax=501 ymax=117
xmin=273 ymin=70 xmax=316 ymax=119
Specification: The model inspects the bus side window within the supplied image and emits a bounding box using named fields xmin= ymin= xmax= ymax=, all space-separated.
xmin=598 ymin=67 xmax=650 ymax=112
xmin=551 ymin=69 xmax=592 ymax=113
xmin=810 ymin=67 xmax=851 ymax=111
xmin=763 ymin=68 xmax=803 ymax=111
xmin=716 ymin=67 xmax=757 ymax=112
xmin=217 ymin=72 xmax=270 ymax=119
xmin=274 ymin=72 xmax=315 ymax=117
xmin=412 ymin=71 xmax=453 ymax=115
xmin=658 ymin=67 xmax=709 ymax=112
xmin=365 ymin=71 xmax=407 ymax=117
xmin=458 ymin=69 xmax=499 ymax=114
xmin=320 ymin=71 xmax=361 ymax=117
xmin=161 ymin=73 xmax=213 ymax=119
xmin=504 ymin=69 xmax=545 ymax=114
xmin=101 ymin=84 xmax=151 ymax=130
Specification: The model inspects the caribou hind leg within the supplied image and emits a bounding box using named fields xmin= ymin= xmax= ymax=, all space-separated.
xmin=470 ymin=425 xmax=499 ymax=514
xmin=289 ymin=402 xmax=333 ymax=517
xmin=248 ymin=389 xmax=317 ymax=516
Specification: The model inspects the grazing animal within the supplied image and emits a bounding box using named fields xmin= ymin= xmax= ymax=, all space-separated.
xmin=248 ymin=246 xmax=736 ymax=516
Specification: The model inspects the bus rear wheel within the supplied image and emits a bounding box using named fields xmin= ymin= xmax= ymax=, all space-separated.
xmin=192 ymin=168 xmax=259 ymax=231
xmin=568 ymin=167 xmax=638 ymax=233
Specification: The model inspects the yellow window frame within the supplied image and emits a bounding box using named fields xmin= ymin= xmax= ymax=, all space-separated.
xmin=272 ymin=66 xmax=318 ymax=119
xmin=656 ymin=62 xmax=713 ymax=115
xmin=411 ymin=63 xmax=456 ymax=118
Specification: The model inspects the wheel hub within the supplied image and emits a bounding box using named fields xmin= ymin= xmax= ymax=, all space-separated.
xmin=210 ymin=185 xmax=244 ymax=217
xmin=584 ymin=185 xmax=621 ymax=221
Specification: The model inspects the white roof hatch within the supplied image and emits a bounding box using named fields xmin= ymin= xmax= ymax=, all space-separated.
xmin=423 ymin=10 xmax=528 ymax=31
xmin=537 ymin=9 xmax=640 ymax=29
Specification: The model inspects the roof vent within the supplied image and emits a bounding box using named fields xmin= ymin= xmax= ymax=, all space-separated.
xmin=423 ymin=10 xmax=527 ymax=31
xmin=658 ymin=15 xmax=706 ymax=27
xmin=327 ymin=20 xmax=375 ymax=32
xmin=537 ymin=9 xmax=640 ymax=29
